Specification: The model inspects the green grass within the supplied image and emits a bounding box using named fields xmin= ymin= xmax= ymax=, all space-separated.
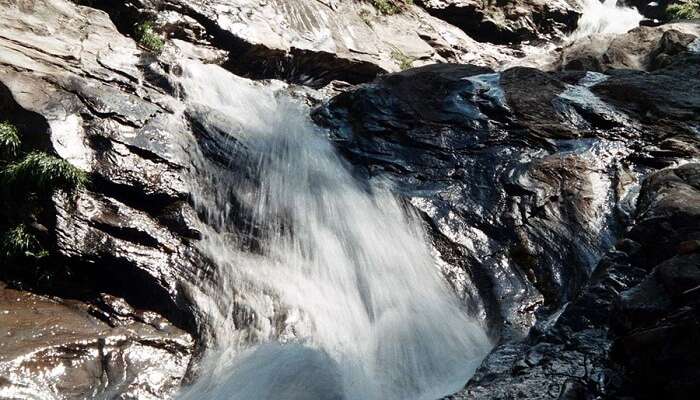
xmin=0 ymin=121 xmax=20 ymax=158
xmin=370 ymin=0 xmax=412 ymax=15
xmin=1 ymin=224 xmax=43 ymax=258
xmin=359 ymin=8 xmax=373 ymax=26
xmin=667 ymin=0 xmax=700 ymax=20
xmin=134 ymin=21 xmax=165 ymax=54
xmin=2 ymin=152 xmax=88 ymax=193
xmin=391 ymin=49 xmax=414 ymax=70
xmin=0 ymin=122 xmax=88 ymax=266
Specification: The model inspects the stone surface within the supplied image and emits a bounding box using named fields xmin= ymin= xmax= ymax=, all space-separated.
xmin=447 ymin=164 xmax=700 ymax=399
xmin=2 ymin=0 xmax=700 ymax=398
xmin=555 ymin=21 xmax=700 ymax=72
xmin=86 ymin=0 xmax=523 ymax=87
xmin=417 ymin=0 xmax=581 ymax=44
xmin=0 ymin=282 xmax=193 ymax=400
xmin=313 ymin=62 xmax=699 ymax=398
xmin=0 ymin=1 xmax=203 ymax=396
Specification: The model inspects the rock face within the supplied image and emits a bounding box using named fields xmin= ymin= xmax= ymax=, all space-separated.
xmin=0 ymin=283 xmax=193 ymax=399
xmin=0 ymin=1 xmax=202 ymax=396
xmin=313 ymin=58 xmax=698 ymax=339
xmin=1 ymin=0 xmax=699 ymax=399
xmin=417 ymin=0 xmax=581 ymax=44
xmin=313 ymin=54 xmax=699 ymax=397
xmin=84 ymin=0 xmax=521 ymax=86
xmin=452 ymin=163 xmax=700 ymax=399
xmin=614 ymin=163 xmax=700 ymax=399
xmin=555 ymin=21 xmax=699 ymax=71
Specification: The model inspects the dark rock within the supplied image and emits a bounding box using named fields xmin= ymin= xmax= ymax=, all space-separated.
xmin=314 ymin=62 xmax=673 ymax=341
xmin=417 ymin=0 xmax=581 ymax=44
xmin=448 ymin=164 xmax=700 ymax=399
xmin=622 ymin=0 xmax=672 ymax=20
xmin=555 ymin=22 xmax=699 ymax=73
xmin=0 ymin=282 xmax=193 ymax=400
xmin=0 ymin=2 xmax=205 ymax=396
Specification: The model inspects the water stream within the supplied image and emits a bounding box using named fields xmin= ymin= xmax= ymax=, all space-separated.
xmin=172 ymin=2 xmax=644 ymax=399
xmin=175 ymin=62 xmax=491 ymax=400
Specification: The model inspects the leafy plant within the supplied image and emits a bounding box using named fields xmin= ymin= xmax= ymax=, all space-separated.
xmin=134 ymin=21 xmax=165 ymax=54
xmin=666 ymin=0 xmax=700 ymax=20
xmin=391 ymin=49 xmax=415 ymax=70
xmin=2 ymin=152 xmax=88 ymax=193
xmin=370 ymin=0 xmax=412 ymax=15
xmin=359 ymin=8 xmax=373 ymax=26
xmin=0 ymin=121 xmax=20 ymax=158
xmin=0 ymin=121 xmax=88 ymax=268
xmin=1 ymin=224 xmax=44 ymax=258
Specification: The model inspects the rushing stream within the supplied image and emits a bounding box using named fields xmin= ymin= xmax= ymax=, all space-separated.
xmin=172 ymin=2 xmax=643 ymax=399
xmin=175 ymin=62 xmax=491 ymax=400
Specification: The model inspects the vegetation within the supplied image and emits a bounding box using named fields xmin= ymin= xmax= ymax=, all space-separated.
xmin=134 ymin=21 xmax=165 ymax=54
xmin=0 ymin=121 xmax=20 ymax=158
xmin=370 ymin=0 xmax=413 ymax=15
xmin=391 ymin=49 xmax=415 ymax=70
xmin=1 ymin=224 xmax=46 ymax=259
xmin=3 ymin=152 xmax=88 ymax=194
xmin=359 ymin=8 xmax=373 ymax=26
xmin=666 ymin=0 xmax=700 ymax=20
xmin=0 ymin=121 xmax=88 ymax=267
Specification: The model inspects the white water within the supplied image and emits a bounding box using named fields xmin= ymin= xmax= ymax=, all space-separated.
xmin=176 ymin=62 xmax=491 ymax=400
xmin=572 ymin=0 xmax=644 ymax=39
xmin=503 ymin=0 xmax=643 ymax=70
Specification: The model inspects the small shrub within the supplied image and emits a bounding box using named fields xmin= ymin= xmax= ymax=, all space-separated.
xmin=667 ymin=0 xmax=700 ymax=20
xmin=134 ymin=21 xmax=165 ymax=54
xmin=391 ymin=49 xmax=414 ymax=70
xmin=359 ymin=8 xmax=373 ymax=26
xmin=3 ymin=152 xmax=88 ymax=194
xmin=0 ymin=121 xmax=20 ymax=158
xmin=372 ymin=0 xmax=402 ymax=15
xmin=1 ymin=224 xmax=42 ymax=258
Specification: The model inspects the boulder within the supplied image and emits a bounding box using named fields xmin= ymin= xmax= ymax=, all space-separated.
xmin=417 ymin=0 xmax=581 ymax=44
xmin=555 ymin=21 xmax=699 ymax=72
xmin=313 ymin=62 xmax=689 ymax=339
xmin=612 ymin=164 xmax=700 ymax=399
xmin=449 ymin=164 xmax=700 ymax=399
xmin=0 ymin=282 xmax=193 ymax=399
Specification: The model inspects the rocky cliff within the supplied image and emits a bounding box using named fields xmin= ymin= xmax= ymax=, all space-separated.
xmin=0 ymin=0 xmax=698 ymax=399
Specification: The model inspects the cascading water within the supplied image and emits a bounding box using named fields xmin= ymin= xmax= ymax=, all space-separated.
xmin=572 ymin=0 xmax=644 ymax=39
xmin=175 ymin=61 xmax=492 ymax=400
xmin=504 ymin=0 xmax=643 ymax=70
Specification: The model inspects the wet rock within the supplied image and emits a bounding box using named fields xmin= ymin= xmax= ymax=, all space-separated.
xmin=612 ymin=164 xmax=700 ymax=399
xmin=555 ymin=22 xmax=699 ymax=72
xmin=85 ymin=0 xmax=522 ymax=87
xmin=0 ymin=282 xmax=193 ymax=400
xmin=313 ymin=63 xmax=666 ymax=339
xmin=315 ymin=59 xmax=700 ymax=398
xmin=417 ymin=0 xmax=581 ymax=44
xmin=622 ymin=0 xmax=672 ymax=20
xmin=449 ymin=164 xmax=700 ymax=399
xmin=0 ymin=2 xmax=206 ymax=396
xmin=626 ymin=163 xmax=700 ymax=268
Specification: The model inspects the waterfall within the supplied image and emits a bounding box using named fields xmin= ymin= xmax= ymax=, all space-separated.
xmin=572 ymin=0 xmax=644 ymax=39
xmin=175 ymin=61 xmax=491 ymax=400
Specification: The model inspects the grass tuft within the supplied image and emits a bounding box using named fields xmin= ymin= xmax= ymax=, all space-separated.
xmin=370 ymin=0 xmax=413 ymax=15
xmin=1 ymin=224 xmax=42 ymax=258
xmin=391 ymin=49 xmax=415 ymax=70
xmin=135 ymin=21 xmax=165 ymax=54
xmin=3 ymin=152 xmax=88 ymax=193
xmin=0 ymin=121 xmax=21 ymax=158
